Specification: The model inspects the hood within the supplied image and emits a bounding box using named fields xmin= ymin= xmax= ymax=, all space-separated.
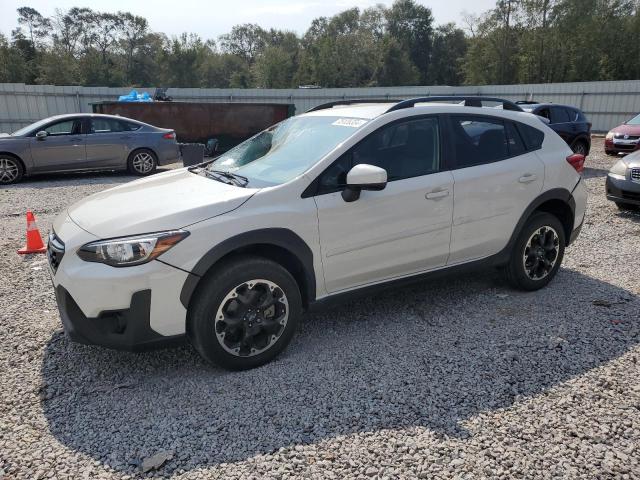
xmin=0 ymin=133 xmax=10 ymax=138
xmin=611 ymin=123 xmax=640 ymax=135
xmin=67 ymin=168 xmax=257 ymax=238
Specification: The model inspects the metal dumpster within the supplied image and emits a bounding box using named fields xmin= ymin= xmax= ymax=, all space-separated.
xmin=91 ymin=101 xmax=295 ymax=151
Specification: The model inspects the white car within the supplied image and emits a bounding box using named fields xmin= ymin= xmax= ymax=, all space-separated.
xmin=48 ymin=97 xmax=588 ymax=370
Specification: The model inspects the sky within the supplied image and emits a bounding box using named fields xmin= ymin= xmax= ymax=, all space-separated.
xmin=0 ymin=0 xmax=496 ymax=40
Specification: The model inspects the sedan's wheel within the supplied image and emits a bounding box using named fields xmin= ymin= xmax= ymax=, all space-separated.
xmin=505 ymin=212 xmax=565 ymax=291
xmin=128 ymin=149 xmax=157 ymax=176
xmin=0 ymin=156 xmax=23 ymax=184
xmin=188 ymin=256 xmax=302 ymax=370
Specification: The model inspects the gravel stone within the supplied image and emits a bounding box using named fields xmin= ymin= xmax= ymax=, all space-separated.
xmin=1 ymin=141 xmax=639 ymax=479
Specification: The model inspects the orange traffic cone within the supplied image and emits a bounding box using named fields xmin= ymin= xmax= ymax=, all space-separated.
xmin=17 ymin=211 xmax=47 ymax=254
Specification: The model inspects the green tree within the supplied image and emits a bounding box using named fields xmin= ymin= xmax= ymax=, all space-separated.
xmin=386 ymin=0 xmax=434 ymax=83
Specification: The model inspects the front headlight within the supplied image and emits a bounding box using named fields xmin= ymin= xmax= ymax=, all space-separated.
xmin=77 ymin=230 xmax=189 ymax=267
xmin=606 ymin=131 xmax=615 ymax=140
xmin=609 ymin=159 xmax=628 ymax=178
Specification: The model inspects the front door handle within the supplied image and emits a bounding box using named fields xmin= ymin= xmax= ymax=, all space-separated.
xmin=519 ymin=173 xmax=538 ymax=183
xmin=425 ymin=189 xmax=450 ymax=200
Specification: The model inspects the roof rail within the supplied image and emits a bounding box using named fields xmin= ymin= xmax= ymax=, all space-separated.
xmin=306 ymin=99 xmax=401 ymax=113
xmin=384 ymin=96 xmax=524 ymax=113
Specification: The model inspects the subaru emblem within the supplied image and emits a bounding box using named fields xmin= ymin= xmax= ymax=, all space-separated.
xmin=624 ymin=134 xmax=629 ymax=139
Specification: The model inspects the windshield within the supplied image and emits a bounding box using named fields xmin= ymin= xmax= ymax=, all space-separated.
xmin=206 ymin=115 xmax=367 ymax=186
xmin=626 ymin=113 xmax=640 ymax=125
xmin=11 ymin=118 xmax=53 ymax=136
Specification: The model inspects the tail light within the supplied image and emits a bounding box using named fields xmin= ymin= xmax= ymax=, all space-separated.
xmin=162 ymin=132 xmax=176 ymax=140
xmin=566 ymin=153 xmax=585 ymax=173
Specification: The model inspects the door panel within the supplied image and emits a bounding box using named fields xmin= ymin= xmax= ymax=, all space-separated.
xmin=447 ymin=115 xmax=545 ymax=264
xmin=313 ymin=116 xmax=453 ymax=293
xmin=85 ymin=118 xmax=130 ymax=168
xmin=315 ymin=172 xmax=454 ymax=292
xmin=29 ymin=119 xmax=86 ymax=171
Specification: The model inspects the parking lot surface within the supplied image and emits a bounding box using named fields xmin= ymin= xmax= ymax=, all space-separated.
xmin=1 ymin=139 xmax=639 ymax=479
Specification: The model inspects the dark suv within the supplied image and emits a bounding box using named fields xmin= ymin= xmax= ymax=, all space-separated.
xmin=516 ymin=102 xmax=591 ymax=155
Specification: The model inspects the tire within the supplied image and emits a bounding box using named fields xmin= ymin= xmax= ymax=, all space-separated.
xmin=0 ymin=155 xmax=24 ymax=184
xmin=616 ymin=202 xmax=638 ymax=211
xmin=505 ymin=212 xmax=566 ymax=291
xmin=187 ymin=255 xmax=302 ymax=370
xmin=127 ymin=149 xmax=157 ymax=176
xmin=572 ymin=139 xmax=588 ymax=156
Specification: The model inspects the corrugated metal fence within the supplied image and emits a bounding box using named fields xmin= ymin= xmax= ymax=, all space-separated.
xmin=2 ymin=80 xmax=640 ymax=133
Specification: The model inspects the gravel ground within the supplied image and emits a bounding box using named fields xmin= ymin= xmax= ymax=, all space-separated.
xmin=1 ymin=139 xmax=639 ymax=479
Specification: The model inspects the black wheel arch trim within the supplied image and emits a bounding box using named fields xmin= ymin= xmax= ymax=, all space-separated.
xmin=179 ymin=228 xmax=316 ymax=310
xmin=500 ymin=187 xmax=576 ymax=262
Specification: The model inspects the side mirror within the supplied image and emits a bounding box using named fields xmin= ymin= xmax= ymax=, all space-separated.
xmin=36 ymin=130 xmax=48 ymax=140
xmin=341 ymin=164 xmax=387 ymax=202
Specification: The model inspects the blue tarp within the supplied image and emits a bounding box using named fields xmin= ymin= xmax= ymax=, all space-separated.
xmin=117 ymin=90 xmax=153 ymax=102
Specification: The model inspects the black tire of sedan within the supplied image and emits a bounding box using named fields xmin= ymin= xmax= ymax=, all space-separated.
xmin=187 ymin=255 xmax=302 ymax=370
xmin=127 ymin=149 xmax=157 ymax=176
xmin=0 ymin=155 xmax=24 ymax=184
xmin=505 ymin=212 xmax=566 ymax=291
xmin=616 ymin=202 xmax=637 ymax=211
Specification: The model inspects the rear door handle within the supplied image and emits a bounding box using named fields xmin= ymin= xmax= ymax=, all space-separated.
xmin=519 ymin=173 xmax=537 ymax=183
xmin=119 ymin=135 xmax=131 ymax=139
xmin=425 ymin=189 xmax=450 ymax=200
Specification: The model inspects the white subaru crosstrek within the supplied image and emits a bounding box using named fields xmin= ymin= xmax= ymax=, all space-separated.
xmin=48 ymin=97 xmax=587 ymax=370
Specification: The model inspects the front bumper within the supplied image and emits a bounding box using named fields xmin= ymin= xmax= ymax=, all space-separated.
xmin=49 ymin=213 xmax=189 ymax=350
xmin=55 ymin=286 xmax=183 ymax=351
xmin=606 ymin=174 xmax=640 ymax=206
xmin=605 ymin=139 xmax=640 ymax=154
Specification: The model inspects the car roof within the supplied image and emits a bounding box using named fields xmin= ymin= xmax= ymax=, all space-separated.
xmin=301 ymin=101 xmax=538 ymax=123
xmin=39 ymin=113 xmax=147 ymax=125
xmin=520 ymin=103 xmax=579 ymax=110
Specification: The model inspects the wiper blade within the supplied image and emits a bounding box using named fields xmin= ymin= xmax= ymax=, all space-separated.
xmin=204 ymin=169 xmax=249 ymax=187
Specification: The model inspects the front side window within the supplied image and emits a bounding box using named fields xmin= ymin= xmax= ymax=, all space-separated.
xmin=206 ymin=116 xmax=367 ymax=186
xmin=315 ymin=117 xmax=440 ymax=194
xmin=451 ymin=116 xmax=508 ymax=168
xmin=44 ymin=120 xmax=80 ymax=136
xmin=549 ymin=107 xmax=570 ymax=124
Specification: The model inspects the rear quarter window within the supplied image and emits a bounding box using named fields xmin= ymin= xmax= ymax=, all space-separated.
xmin=516 ymin=123 xmax=544 ymax=151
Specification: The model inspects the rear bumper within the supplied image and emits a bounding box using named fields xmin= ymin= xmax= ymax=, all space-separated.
xmin=55 ymin=286 xmax=184 ymax=351
xmin=606 ymin=174 xmax=640 ymax=206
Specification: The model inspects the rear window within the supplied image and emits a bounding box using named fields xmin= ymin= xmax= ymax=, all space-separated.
xmin=122 ymin=121 xmax=142 ymax=131
xmin=516 ymin=123 xmax=544 ymax=150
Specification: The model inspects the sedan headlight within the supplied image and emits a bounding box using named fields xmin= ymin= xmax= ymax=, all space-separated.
xmin=77 ymin=230 xmax=189 ymax=267
xmin=609 ymin=159 xmax=628 ymax=179
xmin=606 ymin=131 xmax=615 ymax=140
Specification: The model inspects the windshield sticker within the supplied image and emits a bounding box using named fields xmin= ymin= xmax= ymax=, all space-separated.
xmin=332 ymin=118 xmax=367 ymax=128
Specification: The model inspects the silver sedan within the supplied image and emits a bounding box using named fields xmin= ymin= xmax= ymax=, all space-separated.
xmin=606 ymin=150 xmax=640 ymax=210
xmin=0 ymin=114 xmax=179 ymax=184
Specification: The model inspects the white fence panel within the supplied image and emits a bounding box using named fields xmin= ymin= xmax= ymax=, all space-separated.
xmin=2 ymin=81 xmax=640 ymax=132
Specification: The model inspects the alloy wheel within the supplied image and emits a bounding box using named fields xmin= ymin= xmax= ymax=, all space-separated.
xmin=0 ymin=158 xmax=19 ymax=183
xmin=131 ymin=152 xmax=154 ymax=174
xmin=522 ymin=226 xmax=560 ymax=280
xmin=214 ymin=279 xmax=289 ymax=357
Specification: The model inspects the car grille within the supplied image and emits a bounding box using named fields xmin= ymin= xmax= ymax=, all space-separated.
xmin=614 ymin=133 xmax=640 ymax=140
xmin=632 ymin=168 xmax=640 ymax=182
xmin=616 ymin=144 xmax=636 ymax=150
xmin=47 ymin=232 xmax=65 ymax=274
